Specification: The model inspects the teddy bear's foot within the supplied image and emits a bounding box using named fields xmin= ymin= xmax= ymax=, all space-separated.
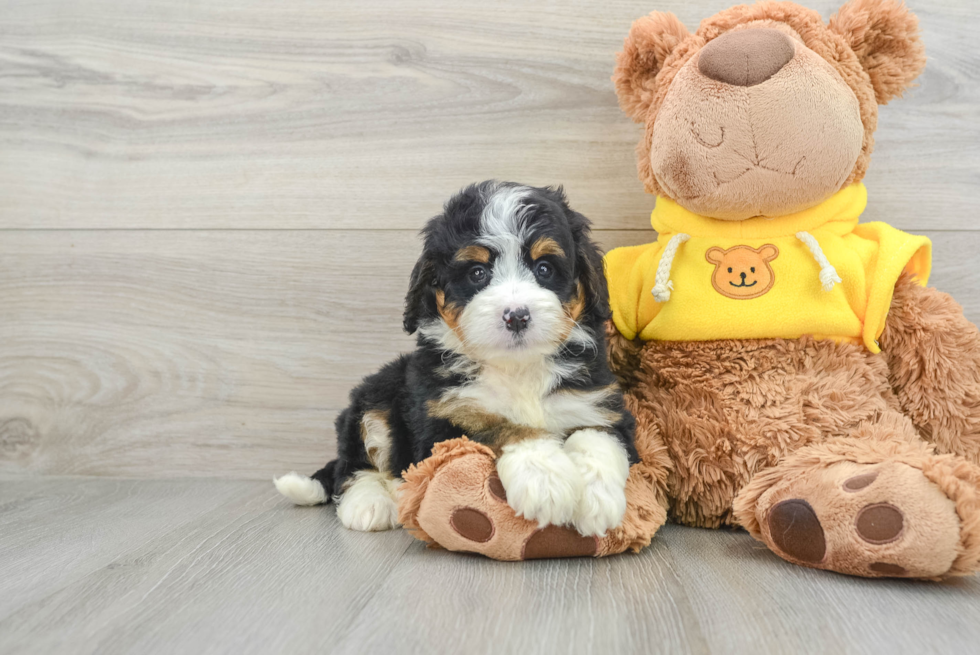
xmin=734 ymin=438 xmax=980 ymax=579
xmin=398 ymin=437 xmax=666 ymax=561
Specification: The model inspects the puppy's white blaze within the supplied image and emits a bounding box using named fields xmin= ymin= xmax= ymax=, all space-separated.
xmin=335 ymin=471 xmax=401 ymax=532
xmin=565 ymin=429 xmax=630 ymax=537
xmin=274 ymin=472 xmax=327 ymax=506
xmin=496 ymin=438 xmax=583 ymax=527
xmin=479 ymin=185 xmax=532 ymax=245
xmin=479 ymin=185 xmax=533 ymax=285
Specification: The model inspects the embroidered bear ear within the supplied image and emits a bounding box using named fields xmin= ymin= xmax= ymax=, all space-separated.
xmin=613 ymin=12 xmax=691 ymax=122
xmin=705 ymin=247 xmax=725 ymax=265
xmin=759 ymin=245 xmax=779 ymax=262
xmin=829 ymin=0 xmax=926 ymax=105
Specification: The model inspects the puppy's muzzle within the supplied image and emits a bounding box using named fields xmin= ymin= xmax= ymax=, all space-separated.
xmin=503 ymin=307 xmax=531 ymax=334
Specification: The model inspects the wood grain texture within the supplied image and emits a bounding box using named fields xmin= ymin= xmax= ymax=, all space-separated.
xmin=0 ymin=478 xmax=262 ymax=622
xmin=1 ymin=479 xmax=979 ymax=655
xmin=0 ymin=0 xmax=978 ymax=230
xmin=2 ymin=229 xmax=979 ymax=479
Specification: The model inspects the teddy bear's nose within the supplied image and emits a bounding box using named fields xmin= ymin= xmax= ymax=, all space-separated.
xmin=698 ymin=28 xmax=795 ymax=87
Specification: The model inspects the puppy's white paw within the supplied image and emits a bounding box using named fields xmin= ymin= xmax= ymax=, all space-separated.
xmin=496 ymin=438 xmax=583 ymax=528
xmin=335 ymin=471 xmax=401 ymax=532
xmin=565 ymin=429 xmax=629 ymax=537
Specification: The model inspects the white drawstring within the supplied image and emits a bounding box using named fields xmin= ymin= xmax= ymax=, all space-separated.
xmin=796 ymin=231 xmax=841 ymax=292
xmin=651 ymin=233 xmax=690 ymax=302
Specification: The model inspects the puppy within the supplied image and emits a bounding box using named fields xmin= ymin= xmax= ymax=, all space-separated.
xmin=275 ymin=181 xmax=637 ymax=536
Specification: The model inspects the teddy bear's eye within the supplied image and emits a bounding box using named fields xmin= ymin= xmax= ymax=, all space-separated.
xmin=727 ymin=267 xmax=732 ymax=273
xmin=751 ymin=267 xmax=756 ymax=273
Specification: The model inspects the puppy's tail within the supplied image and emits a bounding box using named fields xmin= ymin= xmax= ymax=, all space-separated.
xmin=273 ymin=460 xmax=340 ymax=506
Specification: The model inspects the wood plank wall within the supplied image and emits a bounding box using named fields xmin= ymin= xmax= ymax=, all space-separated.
xmin=1 ymin=0 xmax=978 ymax=479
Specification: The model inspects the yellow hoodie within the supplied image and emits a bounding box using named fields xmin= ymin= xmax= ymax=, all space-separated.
xmin=604 ymin=184 xmax=931 ymax=354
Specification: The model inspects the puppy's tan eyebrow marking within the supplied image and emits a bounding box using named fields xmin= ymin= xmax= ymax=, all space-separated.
xmin=453 ymin=245 xmax=491 ymax=263
xmin=530 ymin=237 xmax=565 ymax=260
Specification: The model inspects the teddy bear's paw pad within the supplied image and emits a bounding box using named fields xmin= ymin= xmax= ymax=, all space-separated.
xmin=767 ymin=499 xmax=826 ymax=564
xmin=521 ymin=525 xmax=598 ymax=560
xmin=758 ymin=462 xmax=962 ymax=578
xmin=487 ymin=474 xmax=507 ymax=502
xmin=855 ymin=503 xmax=904 ymax=544
xmin=842 ymin=471 xmax=878 ymax=491
xmin=450 ymin=507 xmax=494 ymax=543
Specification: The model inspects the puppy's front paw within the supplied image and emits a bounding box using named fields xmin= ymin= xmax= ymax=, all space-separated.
xmin=496 ymin=438 xmax=583 ymax=528
xmin=565 ymin=429 xmax=629 ymax=537
xmin=336 ymin=471 xmax=401 ymax=532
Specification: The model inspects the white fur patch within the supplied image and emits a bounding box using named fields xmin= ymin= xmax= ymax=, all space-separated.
xmin=274 ymin=472 xmax=328 ymax=506
xmin=438 ymin=363 xmax=616 ymax=435
xmin=361 ymin=410 xmax=392 ymax=471
xmin=565 ymin=429 xmax=629 ymax=537
xmin=335 ymin=471 xmax=401 ymax=532
xmin=496 ymin=437 xmax=583 ymax=527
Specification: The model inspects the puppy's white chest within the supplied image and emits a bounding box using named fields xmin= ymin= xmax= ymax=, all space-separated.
xmin=457 ymin=365 xmax=614 ymax=435
xmin=462 ymin=367 xmax=552 ymax=429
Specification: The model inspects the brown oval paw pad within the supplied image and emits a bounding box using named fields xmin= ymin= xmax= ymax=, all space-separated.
xmin=487 ymin=474 xmax=507 ymax=502
xmin=869 ymin=562 xmax=907 ymax=576
xmin=856 ymin=503 xmax=904 ymax=544
xmin=842 ymin=471 xmax=878 ymax=492
xmin=521 ymin=525 xmax=597 ymax=560
xmin=767 ymin=499 xmax=826 ymax=563
xmin=450 ymin=507 xmax=494 ymax=543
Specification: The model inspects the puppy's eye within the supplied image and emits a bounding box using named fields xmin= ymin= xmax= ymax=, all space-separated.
xmin=468 ymin=264 xmax=489 ymax=284
xmin=535 ymin=261 xmax=554 ymax=280
xmin=750 ymin=267 xmax=756 ymax=273
xmin=727 ymin=267 xmax=733 ymax=273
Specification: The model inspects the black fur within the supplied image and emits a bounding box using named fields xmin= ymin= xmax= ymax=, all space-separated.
xmin=309 ymin=181 xmax=636 ymax=501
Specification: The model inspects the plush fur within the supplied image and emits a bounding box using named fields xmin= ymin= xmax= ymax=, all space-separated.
xmin=613 ymin=0 xmax=926 ymax=217
xmin=607 ymin=0 xmax=980 ymax=579
xmin=276 ymin=181 xmax=637 ymax=537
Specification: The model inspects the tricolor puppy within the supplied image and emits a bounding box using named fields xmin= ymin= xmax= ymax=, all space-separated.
xmin=275 ymin=181 xmax=637 ymax=537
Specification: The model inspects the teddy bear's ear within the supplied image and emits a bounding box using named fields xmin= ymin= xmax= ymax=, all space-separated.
xmin=613 ymin=12 xmax=690 ymax=122
xmin=829 ymin=0 xmax=926 ymax=105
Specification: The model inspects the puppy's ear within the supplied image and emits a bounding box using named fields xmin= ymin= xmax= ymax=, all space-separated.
xmin=566 ymin=208 xmax=609 ymax=322
xmin=613 ymin=12 xmax=690 ymax=122
xmin=829 ymin=0 xmax=926 ymax=104
xmin=403 ymin=251 xmax=436 ymax=335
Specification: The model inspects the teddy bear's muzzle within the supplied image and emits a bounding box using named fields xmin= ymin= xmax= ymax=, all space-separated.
xmin=698 ymin=28 xmax=796 ymax=87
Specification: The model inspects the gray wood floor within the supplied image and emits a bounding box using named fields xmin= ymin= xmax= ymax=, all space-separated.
xmin=1 ymin=478 xmax=978 ymax=655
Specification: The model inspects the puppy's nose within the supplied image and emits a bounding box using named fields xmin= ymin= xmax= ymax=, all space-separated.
xmin=698 ymin=28 xmax=795 ymax=87
xmin=503 ymin=307 xmax=531 ymax=334
xmin=740 ymin=271 xmax=747 ymax=279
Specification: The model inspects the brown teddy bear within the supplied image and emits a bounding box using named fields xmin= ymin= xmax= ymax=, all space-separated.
xmin=398 ymin=0 xmax=980 ymax=577
xmin=603 ymin=0 xmax=980 ymax=579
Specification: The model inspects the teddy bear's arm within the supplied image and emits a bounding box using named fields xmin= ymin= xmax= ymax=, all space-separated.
xmin=879 ymin=273 xmax=980 ymax=464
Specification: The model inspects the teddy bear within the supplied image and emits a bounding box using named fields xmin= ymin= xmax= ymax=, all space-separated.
xmin=601 ymin=0 xmax=980 ymax=579
xmin=397 ymin=0 xmax=980 ymax=578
